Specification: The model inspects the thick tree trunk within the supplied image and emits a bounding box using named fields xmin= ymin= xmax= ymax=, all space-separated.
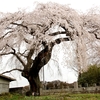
xmin=22 ymin=45 xmax=53 ymax=96
xmin=28 ymin=73 xmax=40 ymax=96
xmin=22 ymin=63 xmax=41 ymax=96
xmin=22 ymin=38 xmax=69 ymax=96
xmin=22 ymin=70 xmax=40 ymax=96
xmin=27 ymin=46 xmax=52 ymax=96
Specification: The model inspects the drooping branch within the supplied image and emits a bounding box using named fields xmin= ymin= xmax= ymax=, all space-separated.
xmin=6 ymin=44 xmax=26 ymax=68
xmin=1 ymin=68 xmax=23 ymax=75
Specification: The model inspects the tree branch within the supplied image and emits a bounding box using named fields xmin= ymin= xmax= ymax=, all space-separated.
xmin=0 ymin=30 xmax=14 ymax=40
xmin=49 ymin=31 xmax=72 ymax=39
xmin=27 ymin=22 xmax=44 ymax=27
xmin=0 ymin=52 xmax=14 ymax=56
xmin=49 ymin=31 xmax=66 ymax=36
xmin=6 ymin=44 xmax=26 ymax=67
xmin=1 ymin=68 xmax=23 ymax=74
xmin=94 ymin=33 xmax=100 ymax=39
xmin=55 ymin=37 xmax=70 ymax=44
xmin=17 ymin=50 xmax=28 ymax=58
xmin=11 ymin=22 xmax=28 ymax=30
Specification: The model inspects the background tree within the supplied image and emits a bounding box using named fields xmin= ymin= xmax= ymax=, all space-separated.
xmin=78 ymin=64 xmax=100 ymax=86
xmin=0 ymin=3 xmax=83 ymax=96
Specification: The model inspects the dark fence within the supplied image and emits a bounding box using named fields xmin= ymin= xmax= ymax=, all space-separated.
xmin=40 ymin=86 xmax=100 ymax=95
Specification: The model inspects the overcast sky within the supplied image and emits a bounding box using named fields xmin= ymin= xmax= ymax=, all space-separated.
xmin=0 ymin=0 xmax=100 ymax=13
xmin=1 ymin=0 xmax=100 ymax=87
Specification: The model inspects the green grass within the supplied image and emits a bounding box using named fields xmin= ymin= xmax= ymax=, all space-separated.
xmin=0 ymin=93 xmax=100 ymax=100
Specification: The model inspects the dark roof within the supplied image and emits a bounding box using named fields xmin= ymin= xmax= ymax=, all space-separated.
xmin=0 ymin=74 xmax=16 ymax=81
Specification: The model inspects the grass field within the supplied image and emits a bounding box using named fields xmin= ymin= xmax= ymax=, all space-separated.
xmin=0 ymin=93 xmax=100 ymax=100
